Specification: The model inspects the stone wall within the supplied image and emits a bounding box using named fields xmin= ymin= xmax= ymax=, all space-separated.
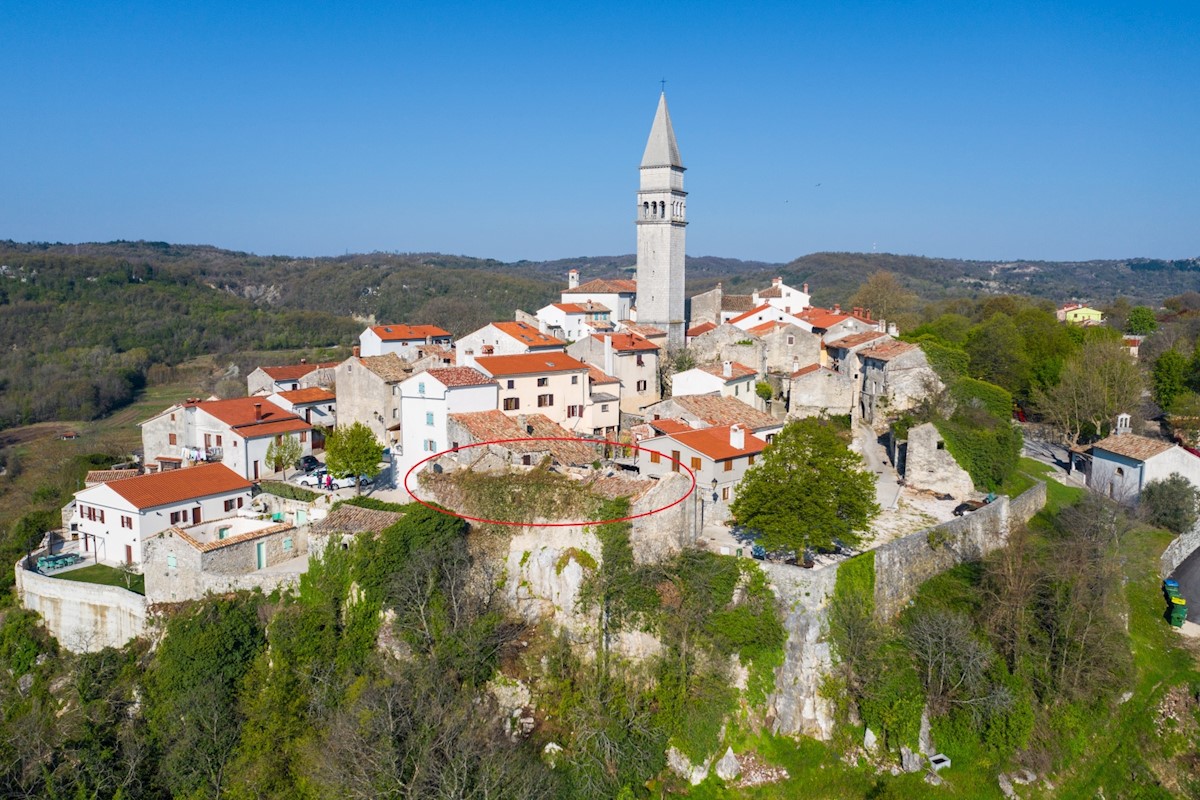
xmin=629 ymin=471 xmax=694 ymax=562
xmin=1162 ymin=524 xmax=1200 ymax=577
xmin=1009 ymin=479 xmax=1048 ymax=527
xmin=902 ymin=422 xmax=974 ymax=500
xmin=15 ymin=562 xmax=148 ymax=653
xmin=788 ymin=368 xmax=854 ymax=419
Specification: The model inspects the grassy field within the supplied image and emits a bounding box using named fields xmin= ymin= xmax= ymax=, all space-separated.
xmin=51 ymin=563 xmax=145 ymax=596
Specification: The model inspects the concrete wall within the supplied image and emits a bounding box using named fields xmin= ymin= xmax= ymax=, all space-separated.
xmin=15 ymin=563 xmax=147 ymax=653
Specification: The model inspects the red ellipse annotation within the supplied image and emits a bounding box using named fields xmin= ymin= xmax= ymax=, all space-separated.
xmin=402 ymin=436 xmax=696 ymax=527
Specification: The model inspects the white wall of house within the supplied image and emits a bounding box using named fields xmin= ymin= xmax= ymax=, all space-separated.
xmin=359 ymin=328 xmax=452 ymax=359
xmin=635 ymin=435 xmax=760 ymax=521
xmin=731 ymin=306 xmax=806 ymax=332
xmin=672 ymin=368 xmax=759 ymax=408
xmin=397 ymin=375 xmax=498 ymax=485
xmin=1090 ymin=446 xmax=1200 ymax=501
xmin=490 ymin=369 xmax=590 ymax=428
xmin=561 ymin=290 xmax=633 ymax=321
xmin=755 ymin=278 xmax=811 ymax=315
xmin=457 ymin=324 xmax=565 ymax=369
xmin=70 ymin=484 xmax=251 ymax=565
xmin=267 ymin=395 xmax=337 ymax=429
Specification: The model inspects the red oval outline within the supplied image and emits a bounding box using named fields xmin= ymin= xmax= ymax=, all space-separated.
xmin=403 ymin=436 xmax=696 ymax=527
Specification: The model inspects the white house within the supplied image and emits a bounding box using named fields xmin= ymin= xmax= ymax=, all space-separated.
xmin=752 ymin=276 xmax=811 ymax=316
xmin=561 ymin=275 xmax=638 ymax=323
xmin=396 ymin=367 xmax=498 ymax=484
xmin=671 ymin=361 xmax=761 ymax=408
xmin=584 ymin=366 xmax=621 ymax=438
xmin=567 ymin=332 xmax=661 ymax=413
xmin=69 ymin=463 xmax=253 ymax=566
xmin=1087 ymin=416 xmax=1200 ymax=501
xmin=728 ymin=304 xmax=811 ymax=333
xmin=267 ymin=387 xmax=337 ymax=430
xmin=457 ymin=321 xmax=567 ymax=368
xmin=246 ymin=360 xmax=339 ymax=395
xmin=474 ymin=352 xmax=592 ymax=429
xmin=637 ymin=423 xmax=767 ymax=522
xmin=535 ymin=301 xmax=612 ymax=342
xmin=359 ymin=324 xmax=453 ymax=359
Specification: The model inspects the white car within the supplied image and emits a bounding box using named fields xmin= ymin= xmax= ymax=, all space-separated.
xmin=297 ymin=470 xmax=357 ymax=490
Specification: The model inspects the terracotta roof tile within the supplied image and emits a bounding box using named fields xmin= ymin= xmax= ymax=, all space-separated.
xmin=721 ymin=295 xmax=755 ymax=312
xmin=277 ymin=387 xmax=336 ymax=404
xmin=858 ymin=340 xmax=917 ymax=361
xmin=590 ymin=332 xmax=659 ymax=352
xmin=728 ymin=304 xmax=777 ymax=325
xmin=554 ymin=301 xmax=610 ymax=314
xmin=359 ymin=354 xmax=412 ymax=382
xmin=447 ymin=411 xmax=598 ymax=465
xmin=260 ymin=361 xmax=339 ymax=381
xmin=424 ymin=367 xmax=496 ymax=388
xmin=310 ymin=505 xmax=404 ymax=535
xmin=103 ymin=463 xmax=252 ymax=510
xmin=621 ymin=323 xmax=666 ymax=338
xmin=370 ymin=323 xmax=451 ymax=341
xmin=827 ymin=330 xmax=889 ymax=349
xmin=493 ymin=321 xmax=566 ymax=349
xmin=565 ymin=278 xmax=638 ymax=294
xmin=475 ymin=353 xmax=589 ymax=377
xmin=84 ymin=469 xmax=140 ymax=485
xmin=699 ymin=362 xmax=757 ymax=382
xmin=658 ymin=425 xmax=767 ymax=461
xmin=587 ymin=365 xmax=620 ymax=385
xmin=664 ymin=395 xmax=780 ymax=432
xmin=172 ymin=521 xmax=293 ymax=553
xmin=648 ymin=418 xmax=693 ymax=434
xmin=790 ymin=363 xmax=839 ymax=378
xmin=196 ymin=397 xmax=311 ymax=438
xmin=1091 ymin=434 xmax=1175 ymax=461
xmin=687 ymin=321 xmax=717 ymax=337
xmin=756 ymin=285 xmax=783 ymax=298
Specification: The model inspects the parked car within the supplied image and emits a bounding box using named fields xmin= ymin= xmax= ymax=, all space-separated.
xmin=297 ymin=470 xmax=357 ymax=490
xmin=953 ymin=500 xmax=985 ymax=516
xmin=295 ymin=455 xmax=321 ymax=473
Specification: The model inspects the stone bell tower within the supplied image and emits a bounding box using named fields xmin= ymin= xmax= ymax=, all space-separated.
xmin=635 ymin=93 xmax=687 ymax=350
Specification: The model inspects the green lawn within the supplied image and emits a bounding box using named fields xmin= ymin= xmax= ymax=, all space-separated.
xmin=50 ymin=563 xmax=145 ymax=596
xmin=1012 ymin=457 xmax=1084 ymax=513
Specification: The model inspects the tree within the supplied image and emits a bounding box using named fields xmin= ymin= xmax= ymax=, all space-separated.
xmin=264 ymin=434 xmax=302 ymax=479
xmin=1125 ymin=306 xmax=1158 ymax=335
xmin=1153 ymin=349 xmax=1189 ymax=410
xmin=1033 ymin=337 xmax=1144 ymax=446
xmin=730 ymin=418 xmax=879 ymax=552
xmin=965 ymin=314 xmax=1032 ymax=398
xmin=1140 ymin=473 xmax=1200 ymax=534
xmin=849 ymin=271 xmax=918 ymax=324
xmin=324 ymin=421 xmax=384 ymax=495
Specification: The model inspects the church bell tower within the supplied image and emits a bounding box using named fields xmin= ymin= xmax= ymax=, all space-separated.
xmin=636 ymin=93 xmax=687 ymax=350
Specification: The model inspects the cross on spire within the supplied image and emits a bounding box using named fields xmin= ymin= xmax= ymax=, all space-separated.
xmin=660 ymin=78 xmax=667 ymax=93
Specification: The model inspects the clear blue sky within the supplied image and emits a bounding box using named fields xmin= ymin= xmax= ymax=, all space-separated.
xmin=3 ymin=1 xmax=1197 ymax=263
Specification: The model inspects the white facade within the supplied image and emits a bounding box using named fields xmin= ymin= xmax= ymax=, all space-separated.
xmin=730 ymin=304 xmax=809 ymax=332
xmin=561 ymin=285 xmax=636 ymax=322
xmin=359 ymin=325 xmax=453 ymax=359
xmin=672 ymin=364 xmax=759 ymax=408
xmin=267 ymin=391 xmax=337 ymax=429
xmin=637 ymin=425 xmax=766 ymax=521
xmin=457 ymin=322 xmax=566 ymax=369
xmin=396 ymin=370 xmax=498 ymax=485
xmin=636 ymin=93 xmax=687 ymax=350
xmin=754 ymin=277 xmax=812 ymax=316
xmin=1089 ymin=439 xmax=1200 ymax=501
xmin=476 ymin=358 xmax=591 ymax=429
xmin=536 ymin=302 xmax=612 ymax=343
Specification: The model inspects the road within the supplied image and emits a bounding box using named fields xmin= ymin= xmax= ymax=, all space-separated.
xmin=855 ymin=422 xmax=902 ymax=512
xmin=1170 ymin=544 xmax=1200 ymax=623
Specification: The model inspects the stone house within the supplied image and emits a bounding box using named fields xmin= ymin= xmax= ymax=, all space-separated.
xmin=307 ymin=503 xmax=404 ymax=554
xmin=637 ymin=423 xmax=767 ymax=522
xmin=787 ymin=364 xmax=855 ymax=418
xmin=142 ymin=517 xmax=305 ymax=603
xmin=824 ymin=330 xmax=890 ymax=377
xmin=334 ymin=352 xmax=411 ymax=450
xmin=457 ymin=321 xmax=566 ymax=369
xmin=140 ymin=396 xmax=312 ymax=481
xmin=568 ymin=332 xmax=661 ymax=413
xmin=358 ymin=323 xmax=453 ymax=359
xmin=856 ymin=340 xmax=941 ymax=423
xmin=246 ymin=360 xmax=339 ymax=395
xmin=640 ymin=394 xmax=783 ymax=441
xmin=748 ymin=322 xmax=822 ymax=375
xmin=899 ymin=422 xmax=974 ymax=499
xmin=69 ymin=463 xmax=253 ymax=565
xmin=687 ymin=282 xmax=756 ymax=326
xmin=687 ymin=323 xmax=764 ymax=373
xmin=671 ymin=361 xmax=761 ymax=409
xmin=1087 ymin=416 xmax=1200 ymax=501
xmin=474 ymin=352 xmax=592 ymax=429
xmin=443 ymin=411 xmax=600 ymax=470
xmin=395 ymin=367 xmax=498 ymax=485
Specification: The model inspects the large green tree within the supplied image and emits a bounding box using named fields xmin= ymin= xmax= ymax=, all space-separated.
xmin=324 ymin=421 xmax=384 ymax=495
xmin=965 ymin=314 xmax=1032 ymax=398
xmin=1153 ymin=349 xmax=1189 ymax=410
xmin=730 ymin=418 xmax=879 ymax=552
xmin=1125 ymin=306 xmax=1158 ymax=335
xmin=264 ymin=434 xmax=303 ymax=479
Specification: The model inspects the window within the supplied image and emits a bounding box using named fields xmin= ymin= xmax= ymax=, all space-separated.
xmin=170 ymin=413 xmax=176 ymax=421
xmin=417 ymin=382 xmax=425 ymax=394
xmin=522 ymin=455 xmax=533 ymax=466
xmin=120 ymin=515 xmax=133 ymax=529
xmin=300 ymin=431 xmax=307 ymax=443
xmin=650 ymin=451 xmax=661 ymax=464
xmin=216 ymin=435 xmax=222 ymax=447
xmin=99 ymin=509 xmax=105 ymax=523
xmin=426 ymin=412 xmax=435 ymax=426
xmin=218 ymin=527 xmax=229 ymax=540
xmin=636 ymin=354 xmax=644 ymax=367
xmin=204 ymin=434 xmax=212 ymax=448
xmin=506 ymin=380 xmax=515 ymax=389
xmin=224 ymin=499 xmax=236 ymax=512
xmin=537 ymin=377 xmax=549 ymax=387
xmin=671 ymin=451 xmax=681 ymax=472
xmin=787 ymin=335 xmax=795 ymax=345
xmin=724 ymin=459 xmax=733 ymax=472
xmin=424 ymin=439 xmax=437 ymax=452
xmin=722 ymin=486 xmax=730 ymax=501
xmin=537 ymin=394 xmax=554 ymax=407
xmin=601 ymin=404 xmax=610 ymax=412
xmin=237 ymin=497 xmax=243 ymax=509
xmin=571 ymin=375 xmax=579 ymax=384
xmin=503 ymin=397 xmax=520 ymax=411
xmin=936 ymin=441 xmax=945 ymax=450
xmin=690 ymin=456 xmax=702 ymax=471
xmin=747 ymin=454 xmax=755 ymax=465
xmin=735 ymin=384 xmax=740 ymax=395
xmin=567 ymin=405 xmax=582 ymax=418
xmin=283 ymin=537 xmax=294 ymax=551
xmin=170 ymin=510 xmax=185 ymax=525
xmin=168 ymin=433 xmax=177 ymax=446
xmin=392 ymin=408 xmax=399 ymax=419
xmin=166 ymin=554 xmax=177 ymax=568
xmin=636 ymin=380 xmax=647 ymax=392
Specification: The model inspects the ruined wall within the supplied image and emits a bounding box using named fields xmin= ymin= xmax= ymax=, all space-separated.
xmin=15 ymin=563 xmax=147 ymax=653
xmin=629 ymin=471 xmax=694 ymax=562
xmin=902 ymin=422 xmax=974 ymax=499
xmin=788 ymin=369 xmax=854 ymax=418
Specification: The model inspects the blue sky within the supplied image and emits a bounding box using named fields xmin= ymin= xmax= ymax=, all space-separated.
xmin=3 ymin=1 xmax=1197 ymax=263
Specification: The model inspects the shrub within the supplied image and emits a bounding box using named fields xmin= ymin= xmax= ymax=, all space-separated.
xmin=257 ymin=481 xmax=318 ymax=502
xmin=1140 ymin=473 xmax=1200 ymax=533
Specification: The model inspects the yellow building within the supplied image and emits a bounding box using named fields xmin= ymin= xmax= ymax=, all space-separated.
xmin=1057 ymin=303 xmax=1104 ymax=325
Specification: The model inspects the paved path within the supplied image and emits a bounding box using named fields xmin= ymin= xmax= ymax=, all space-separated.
xmin=855 ymin=422 xmax=902 ymax=512
xmin=1170 ymin=545 xmax=1200 ymax=623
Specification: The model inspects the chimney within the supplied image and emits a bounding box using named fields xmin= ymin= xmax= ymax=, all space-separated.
xmin=568 ymin=269 xmax=580 ymax=289
xmin=888 ymin=322 xmax=899 ymax=336
xmin=254 ymin=403 xmax=262 ymax=421
xmin=352 ymin=345 xmax=360 ymax=358
xmin=730 ymin=423 xmax=745 ymax=450
xmin=802 ymin=282 xmax=809 ymax=294
xmin=792 ymin=356 xmax=800 ymax=373
xmin=772 ymin=276 xmax=782 ymax=288
xmin=833 ymin=303 xmax=841 ymax=313
xmin=300 ymin=357 xmax=307 ymax=365
xmin=604 ymin=334 xmax=615 ymax=376
xmin=722 ymin=360 xmax=733 ymax=379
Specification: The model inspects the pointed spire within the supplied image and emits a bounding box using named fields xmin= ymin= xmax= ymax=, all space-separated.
xmin=640 ymin=93 xmax=683 ymax=169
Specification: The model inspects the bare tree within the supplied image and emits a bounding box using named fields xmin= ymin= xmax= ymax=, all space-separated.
xmin=1033 ymin=338 xmax=1144 ymax=446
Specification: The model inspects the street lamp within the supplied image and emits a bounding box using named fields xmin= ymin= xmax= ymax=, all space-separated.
xmin=700 ymin=478 xmax=720 ymax=531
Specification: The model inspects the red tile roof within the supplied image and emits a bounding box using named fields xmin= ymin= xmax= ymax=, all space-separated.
xmin=358 ymin=354 xmax=412 ymax=382
xmin=370 ymin=323 xmax=451 ymax=341
xmin=649 ymin=418 xmax=693 ymax=434
xmin=475 ymin=353 xmax=589 ymax=377
xmin=660 ymin=425 xmax=767 ymax=461
xmin=564 ymin=278 xmax=638 ymax=294
xmin=587 ymin=365 xmax=620 ymax=385
xmin=728 ymin=304 xmax=777 ymax=325
xmin=687 ymin=321 xmax=717 ymax=337
xmin=663 ymin=395 xmax=781 ymax=431
xmin=173 ymin=521 xmax=293 ymax=553
xmin=797 ymin=308 xmax=852 ymax=329
xmin=699 ymin=362 xmax=757 ymax=382
xmin=747 ymin=321 xmax=779 ymax=335
xmin=194 ymin=397 xmax=312 ymax=439
xmin=261 ymin=361 xmax=339 ymax=381
xmin=277 ymin=387 xmax=335 ymax=404
xmin=554 ymin=301 xmax=610 ymax=314
xmin=1091 ymin=434 xmax=1175 ymax=461
xmin=104 ymin=463 xmax=252 ymax=510
xmin=84 ymin=469 xmax=140 ymax=485
xmin=827 ymin=330 xmax=889 ymax=349
xmin=790 ymin=363 xmax=833 ymax=378
xmin=858 ymin=340 xmax=918 ymax=361
xmin=621 ymin=323 xmax=666 ymax=338
xmin=425 ymin=367 xmax=496 ymax=388
xmin=591 ymin=332 xmax=659 ymax=352
xmin=493 ymin=321 xmax=566 ymax=349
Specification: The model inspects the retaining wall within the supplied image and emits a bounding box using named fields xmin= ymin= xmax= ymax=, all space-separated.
xmin=15 ymin=562 xmax=147 ymax=653
xmin=1161 ymin=524 xmax=1200 ymax=577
